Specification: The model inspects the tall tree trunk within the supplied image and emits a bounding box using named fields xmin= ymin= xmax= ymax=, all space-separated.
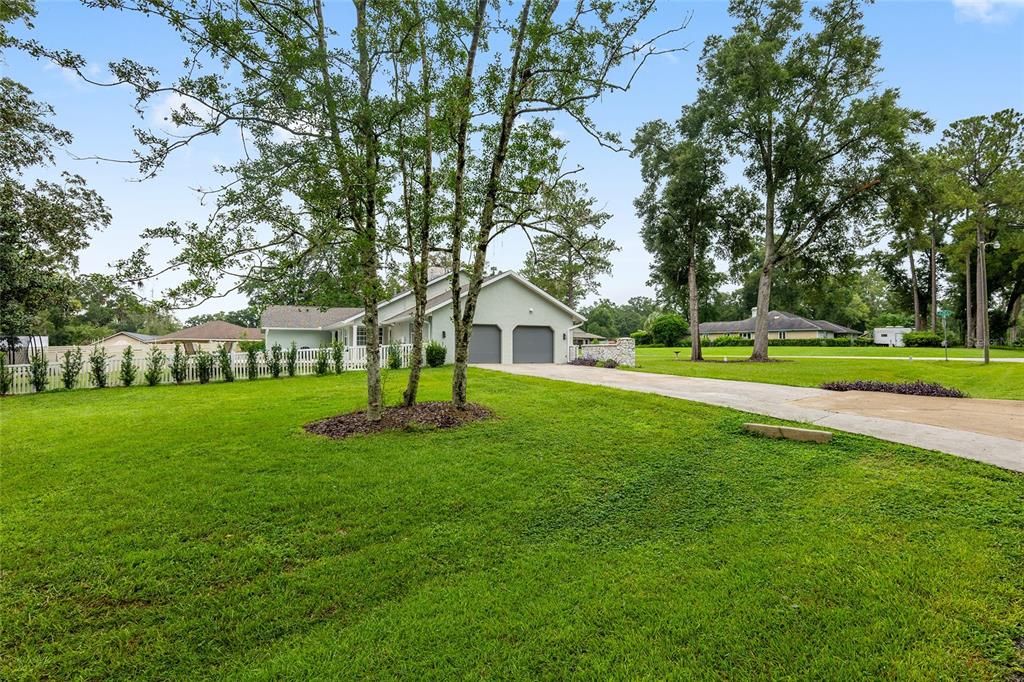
xmin=449 ymin=0 xmax=487 ymax=409
xmin=688 ymin=251 xmax=702 ymax=362
xmin=965 ymin=251 xmax=973 ymax=348
xmin=929 ymin=234 xmax=937 ymax=332
xmin=1007 ymin=288 xmax=1022 ymax=344
xmin=908 ymin=244 xmax=922 ymax=331
xmin=751 ymin=188 xmax=775 ymax=362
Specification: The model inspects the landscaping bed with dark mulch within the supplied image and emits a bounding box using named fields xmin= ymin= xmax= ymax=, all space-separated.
xmin=305 ymin=401 xmax=492 ymax=439
xmin=819 ymin=379 xmax=967 ymax=398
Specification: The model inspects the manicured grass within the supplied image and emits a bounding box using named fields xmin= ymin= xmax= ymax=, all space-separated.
xmin=690 ymin=345 xmax=1024 ymax=359
xmin=2 ymin=370 xmax=1023 ymax=679
xmin=633 ymin=348 xmax=1024 ymax=399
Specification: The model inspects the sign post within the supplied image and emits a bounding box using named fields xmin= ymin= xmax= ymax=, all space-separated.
xmin=938 ymin=309 xmax=952 ymax=362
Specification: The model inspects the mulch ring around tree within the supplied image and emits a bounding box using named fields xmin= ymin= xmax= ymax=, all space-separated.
xmin=305 ymin=401 xmax=493 ymax=440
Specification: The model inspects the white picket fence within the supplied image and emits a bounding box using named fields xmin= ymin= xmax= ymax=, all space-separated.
xmin=2 ymin=344 xmax=416 ymax=396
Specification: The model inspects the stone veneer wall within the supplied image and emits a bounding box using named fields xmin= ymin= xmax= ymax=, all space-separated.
xmin=577 ymin=337 xmax=636 ymax=366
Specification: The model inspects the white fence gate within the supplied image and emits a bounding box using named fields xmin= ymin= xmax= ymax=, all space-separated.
xmin=2 ymin=345 xmax=415 ymax=396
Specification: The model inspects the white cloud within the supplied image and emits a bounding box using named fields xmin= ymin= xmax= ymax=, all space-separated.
xmin=952 ymin=0 xmax=1024 ymax=23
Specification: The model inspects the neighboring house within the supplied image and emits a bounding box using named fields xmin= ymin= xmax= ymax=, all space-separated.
xmin=572 ymin=329 xmax=607 ymax=346
xmin=873 ymin=326 xmax=913 ymax=347
xmin=46 ymin=331 xmax=168 ymax=362
xmin=698 ymin=309 xmax=860 ymax=340
xmin=262 ymin=270 xmax=586 ymax=364
xmin=155 ymin=321 xmax=262 ymax=353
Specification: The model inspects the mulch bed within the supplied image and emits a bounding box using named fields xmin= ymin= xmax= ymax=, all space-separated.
xmin=305 ymin=401 xmax=492 ymax=440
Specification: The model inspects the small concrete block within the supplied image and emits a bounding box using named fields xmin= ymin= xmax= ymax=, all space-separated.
xmin=743 ymin=423 xmax=833 ymax=443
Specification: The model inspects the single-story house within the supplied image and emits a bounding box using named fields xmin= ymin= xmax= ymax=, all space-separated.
xmin=572 ymin=329 xmax=607 ymax=345
xmin=262 ymin=269 xmax=585 ymax=364
xmin=45 ymin=331 xmax=166 ymax=362
xmin=155 ymin=321 xmax=263 ymax=353
xmin=873 ymin=326 xmax=913 ymax=347
xmin=698 ymin=309 xmax=860 ymax=340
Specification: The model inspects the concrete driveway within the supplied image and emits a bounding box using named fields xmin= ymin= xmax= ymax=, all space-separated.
xmin=482 ymin=364 xmax=1024 ymax=473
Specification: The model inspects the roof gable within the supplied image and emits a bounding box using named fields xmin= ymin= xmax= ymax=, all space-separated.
xmin=261 ymin=305 xmax=361 ymax=329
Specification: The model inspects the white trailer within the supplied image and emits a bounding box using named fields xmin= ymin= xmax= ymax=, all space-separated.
xmin=873 ymin=326 xmax=912 ymax=347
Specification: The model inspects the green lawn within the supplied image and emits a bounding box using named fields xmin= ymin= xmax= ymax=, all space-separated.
xmin=2 ymin=370 xmax=1023 ymax=679
xmin=633 ymin=348 xmax=1024 ymax=399
xmin=692 ymin=345 xmax=1024 ymax=359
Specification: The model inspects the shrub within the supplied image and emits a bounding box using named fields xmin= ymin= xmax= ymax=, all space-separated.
xmin=315 ymin=346 xmax=330 ymax=375
xmin=387 ymin=342 xmax=402 ymax=370
xmin=144 ymin=346 xmax=166 ymax=386
xmin=0 ymin=354 xmax=13 ymax=395
xmin=902 ymin=331 xmax=942 ymax=347
xmin=170 ymin=343 xmax=188 ymax=384
xmin=820 ymin=379 xmax=966 ymax=399
xmin=195 ymin=351 xmax=213 ymax=384
xmin=246 ymin=345 xmax=259 ymax=381
xmin=332 ymin=341 xmax=345 ymax=373
xmin=425 ymin=340 xmax=447 ymax=367
xmin=630 ymin=330 xmax=653 ymax=345
xmin=29 ymin=352 xmax=49 ymax=392
xmin=60 ymin=347 xmax=84 ymax=390
xmin=217 ymin=344 xmax=234 ymax=382
xmin=569 ymin=356 xmax=599 ymax=366
xmin=602 ymin=358 xmax=619 ymax=369
xmin=286 ymin=342 xmax=298 ymax=377
xmin=89 ymin=346 xmax=108 ymax=388
xmin=119 ymin=346 xmax=138 ymax=387
xmin=239 ymin=340 xmax=264 ymax=353
xmin=649 ymin=313 xmax=688 ymax=346
xmin=267 ymin=343 xmax=283 ymax=378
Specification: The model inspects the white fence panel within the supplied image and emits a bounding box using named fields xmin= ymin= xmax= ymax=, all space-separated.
xmin=2 ymin=344 xmax=417 ymax=396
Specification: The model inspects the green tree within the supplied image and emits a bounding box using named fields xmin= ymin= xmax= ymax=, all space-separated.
xmin=688 ymin=0 xmax=929 ymax=360
xmin=119 ymin=346 xmax=137 ymax=387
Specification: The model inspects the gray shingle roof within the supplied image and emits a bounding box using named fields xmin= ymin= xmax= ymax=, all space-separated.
xmin=261 ymin=305 xmax=362 ymax=329
xmin=698 ymin=311 xmax=859 ymax=335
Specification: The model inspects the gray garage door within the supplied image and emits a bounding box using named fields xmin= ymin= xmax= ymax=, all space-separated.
xmin=513 ymin=326 xmax=554 ymax=363
xmin=469 ymin=325 xmax=502 ymax=363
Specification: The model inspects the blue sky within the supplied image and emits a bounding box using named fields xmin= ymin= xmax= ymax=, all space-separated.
xmin=4 ymin=0 xmax=1023 ymax=316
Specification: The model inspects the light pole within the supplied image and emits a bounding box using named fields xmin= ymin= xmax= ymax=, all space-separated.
xmin=938 ymin=309 xmax=952 ymax=361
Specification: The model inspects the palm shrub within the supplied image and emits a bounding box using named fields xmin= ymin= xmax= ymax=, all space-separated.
xmin=195 ymin=351 xmax=214 ymax=384
xmin=29 ymin=351 xmax=49 ymax=392
xmin=170 ymin=343 xmax=188 ymax=384
xmin=119 ymin=346 xmax=138 ymax=387
xmin=387 ymin=342 xmax=402 ymax=370
xmin=144 ymin=346 xmax=166 ymax=386
xmin=60 ymin=347 xmax=84 ymax=390
xmin=267 ymin=343 xmax=283 ymax=378
xmin=217 ymin=344 xmax=235 ymax=382
xmin=246 ymin=345 xmax=259 ymax=380
xmin=315 ymin=345 xmax=329 ymax=375
xmin=89 ymin=346 xmax=108 ymax=388
xmin=331 ymin=341 xmax=344 ymax=373
xmin=286 ymin=342 xmax=298 ymax=377
xmin=425 ymin=340 xmax=446 ymax=367
xmin=0 ymin=353 xmax=13 ymax=395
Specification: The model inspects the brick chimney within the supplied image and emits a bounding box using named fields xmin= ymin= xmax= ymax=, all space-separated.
xmin=751 ymin=306 xmax=758 ymax=319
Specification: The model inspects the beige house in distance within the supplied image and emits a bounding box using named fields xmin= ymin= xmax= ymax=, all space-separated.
xmin=698 ymin=309 xmax=860 ymax=341
xmin=155 ymin=321 xmax=262 ymax=353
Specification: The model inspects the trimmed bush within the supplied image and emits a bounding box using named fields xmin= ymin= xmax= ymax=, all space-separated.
xmin=902 ymin=331 xmax=942 ymax=347
xmin=315 ymin=346 xmax=330 ymax=375
xmin=286 ymin=342 xmax=298 ymax=377
xmin=246 ymin=346 xmax=259 ymax=381
xmin=650 ymin=313 xmax=687 ymax=346
xmin=820 ymin=379 xmax=966 ymax=398
xmin=332 ymin=341 xmax=345 ymax=373
xmin=0 ymin=354 xmax=13 ymax=395
xmin=89 ymin=346 xmax=108 ymax=388
xmin=387 ymin=343 xmax=402 ymax=370
xmin=602 ymin=359 xmax=619 ymax=369
xmin=119 ymin=346 xmax=138 ymax=387
xmin=267 ymin=343 xmax=283 ymax=378
xmin=29 ymin=352 xmax=48 ymax=392
xmin=170 ymin=343 xmax=188 ymax=384
xmin=217 ymin=344 xmax=234 ymax=382
xmin=60 ymin=347 xmax=84 ymax=390
xmin=630 ymin=330 xmax=653 ymax=345
xmin=425 ymin=340 xmax=447 ymax=367
xmin=144 ymin=346 xmax=166 ymax=386
xmin=195 ymin=351 xmax=213 ymax=384
xmin=569 ymin=356 xmax=599 ymax=366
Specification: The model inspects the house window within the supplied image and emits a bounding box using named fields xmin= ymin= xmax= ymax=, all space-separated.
xmin=740 ymin=332 xmax=751 ymax=339
xmin=778 ymin=331 xmax=786 ymax=340
xmin=880 ymin=333 xmax=888 ymax=338
xmin=356 ymin=326 xmax=384 ymax=346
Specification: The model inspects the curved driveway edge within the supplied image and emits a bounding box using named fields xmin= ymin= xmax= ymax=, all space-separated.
xmin=478 ymin=364 xmax=1024 ymax=474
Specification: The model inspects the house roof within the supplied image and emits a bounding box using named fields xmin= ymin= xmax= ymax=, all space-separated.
xmin=698 ymin=311 xmax=859 ymax=335
xmin=99 ymin=331 xmax=159 ymax=343
xmin=261 ymin=305 xmax=362 ymax=329
xmin=156 ymin=321 xmax=262 ymax=342
xmin=572 ymin=329 xmax=606 ymax=340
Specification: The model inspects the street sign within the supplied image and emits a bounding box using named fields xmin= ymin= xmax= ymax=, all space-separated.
xmin=938 ymin=309 xmax=952 ymax=319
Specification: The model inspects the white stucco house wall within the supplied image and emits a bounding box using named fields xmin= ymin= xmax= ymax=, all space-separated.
xmin=261 ymin=270 xmax=586 ymax=364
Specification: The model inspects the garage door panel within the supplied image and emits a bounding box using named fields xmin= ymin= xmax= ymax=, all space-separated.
xmin=513 ymin=326 xmax=554 ymax=363
xmin=469 ymin=325 xmax=501 ymax=363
